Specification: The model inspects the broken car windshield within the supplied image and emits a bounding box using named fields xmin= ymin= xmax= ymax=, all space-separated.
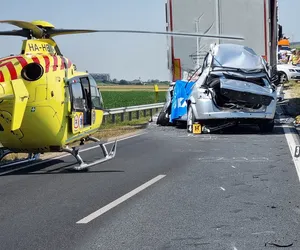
xmin=212 ymin=44 xmax=265 ymax=70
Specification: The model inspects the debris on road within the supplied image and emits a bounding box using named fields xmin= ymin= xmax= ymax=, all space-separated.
xmin=265 ymin=242 xmax=293 ymax=247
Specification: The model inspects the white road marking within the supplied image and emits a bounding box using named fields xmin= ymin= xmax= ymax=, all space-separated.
xmin=220 ymin=187 xmax=225 ymax=191
xmin=278 ymin=105 xmax=300 ymax=182
xmin=282 ymin=124 xmax=300 ymax=181
xmin=252 ymin=231 xmax=275 ymax=235
xmin=76 ymin=174 xmax=166 ymax=224
xmin=199 ymin=157 xmax=270 ymax=162
xmin=0 ymin=132 xmax=146 ymax=175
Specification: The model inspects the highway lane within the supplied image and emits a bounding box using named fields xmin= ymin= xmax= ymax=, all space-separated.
xmin=0 ymin=121 xmax=300 ymax=249
xmin=0 ymin=131 xmax=197 ymax=250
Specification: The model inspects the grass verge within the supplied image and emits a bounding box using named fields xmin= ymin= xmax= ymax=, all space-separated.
xmin=283 ymin=81 xmax=300 ymax=117
xmin=101 ymin=91 xmax=166 ymax=109
xmin=97 ymin=84 xmax=169 ymax=91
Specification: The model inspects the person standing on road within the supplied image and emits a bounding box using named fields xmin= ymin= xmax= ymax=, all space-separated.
xmin=290 ymin=49 xmax=299 ymax=65
xmin=280 ymin=51 xmax=289 ymax=64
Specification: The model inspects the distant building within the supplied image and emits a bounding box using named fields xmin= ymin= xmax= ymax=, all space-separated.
xmin=90 ymin=73 xmax=111 ymax=82
xmin=131 ymin=79 xmax=142 ymax=85
xmin=291 ymin=42 xmax=300 ymax=48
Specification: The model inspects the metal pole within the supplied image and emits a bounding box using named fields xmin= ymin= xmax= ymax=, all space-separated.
xmin=215 ymin=0 xmax=220 ymax=44
xmin=195 ymin=20 xmax=200 ymax=68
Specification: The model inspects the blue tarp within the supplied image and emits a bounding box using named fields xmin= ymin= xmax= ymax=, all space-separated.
xmin=170 ymin=80 xmax=195 ymax=122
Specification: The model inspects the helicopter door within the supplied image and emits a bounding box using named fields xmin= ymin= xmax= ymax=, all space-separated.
xmin=68 ymin=76 xmax=104 ymax=134
xmin=69 ymin=78 xmax=91 ymax=134
xmin=79 ymin=77 xmax=92 ymax=126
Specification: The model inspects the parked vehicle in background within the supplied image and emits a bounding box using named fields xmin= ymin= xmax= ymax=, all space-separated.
xmin=165 ymin=0 xmax=278 ymax=82
xmin=277 ymin=63 xmax=300 ymax=83
xmin=156 ymin=81 xmax=175 ymax=126
xmin=159 ymin=0 xmax=280 ymax=132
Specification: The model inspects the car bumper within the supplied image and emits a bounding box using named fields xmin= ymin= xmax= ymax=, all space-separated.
xmin=289 ymin=72 xmax=300 ymax=80
xmin=191 ymin=99 xmax=276 ymax=120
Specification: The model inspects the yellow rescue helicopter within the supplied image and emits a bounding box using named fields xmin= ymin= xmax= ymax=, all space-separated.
xmin=0 ymin=20 xmax=243 ymax=171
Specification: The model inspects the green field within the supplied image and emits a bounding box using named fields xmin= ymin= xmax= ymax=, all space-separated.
xmin=98 ymin=84 xmax=169 ymax=92
xmin=101 ymin=91 xmax=167 ymax=109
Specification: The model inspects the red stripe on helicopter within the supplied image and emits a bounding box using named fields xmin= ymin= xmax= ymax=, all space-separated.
xmin=60 ymin=56 xmax=65 ymax=70
xmin=43 ymin=56 xmax=50 ymax=73
xmin=32 ymin=56 xmax=40 ymax=64
xmin=0 ymin=61 xmax=17 ymax=80
xmin=16 ymin=57 xmax=28 ymax=68
xmin=0 ymin=55 xmax=24 ymax=64
xmin=53 ymin=55 xmax=58 ymax=71
xmin=0 ymin=71 xmax=4 ymax=82
xmin=5 ymin=62 xmax=17 ymax=80
xmin=67 ymin=59 xmax=72 ymax=68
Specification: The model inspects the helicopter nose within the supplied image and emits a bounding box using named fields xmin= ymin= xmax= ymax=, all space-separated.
xmin=0 ymin=79 xmax=29 ymax=131
xmin=0 ymin=83 xmax=4 ymax=96
xmin=0 ymin=81 xmax=14 ymax=100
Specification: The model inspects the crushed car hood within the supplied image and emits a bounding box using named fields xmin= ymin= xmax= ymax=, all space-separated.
xmin=212 ymin=44 xmax=265 ymax=70
xmin=219 ymin=78 xmax=275 ymax=106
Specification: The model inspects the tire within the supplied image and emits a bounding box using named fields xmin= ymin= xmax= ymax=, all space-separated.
xmin=156 ymin=110 xmax=170 ymax=126
xmin=187 ymin=104 xmax=196 ymax=133
xmin=279 ymin=72 xmax=288 ymax=84
xmin=258 ymin=119 xmax=274 ymax=133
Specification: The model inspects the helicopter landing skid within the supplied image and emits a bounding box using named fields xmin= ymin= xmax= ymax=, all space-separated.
xmin=62 ymin=137 xmax=117 ymax=171
xmin=0 ymin=148 xmax=40 ymax=167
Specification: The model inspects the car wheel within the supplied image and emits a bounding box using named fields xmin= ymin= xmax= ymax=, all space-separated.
xmin=258 ymin=119 xmax=274 ymax=133
xmin=157 ymin=110 xmax=170 ymax=126
xmin=187 ymin=104 xmax=195 ymax=133
xmin=279 ymin=72 xmax=288 ymax=84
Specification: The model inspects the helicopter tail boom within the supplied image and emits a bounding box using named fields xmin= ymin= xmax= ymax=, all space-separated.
xmin=0 ymin=79 xmax=29 ymax=131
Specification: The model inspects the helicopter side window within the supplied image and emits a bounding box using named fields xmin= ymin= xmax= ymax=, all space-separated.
xmin=80 ymin=77 xmax=92 ymax=109
xmin=70 ymin=81 xmax=85 ymax=110
xmin=88 ymin=76 xmax=104 ymax=109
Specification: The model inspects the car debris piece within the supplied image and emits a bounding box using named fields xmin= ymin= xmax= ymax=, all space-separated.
xmin=265 ymin=242 xmax=293 ymax=247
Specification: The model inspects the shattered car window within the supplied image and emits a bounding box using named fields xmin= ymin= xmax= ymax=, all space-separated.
xmin=212 ymin=44 xmax=264 ymax=70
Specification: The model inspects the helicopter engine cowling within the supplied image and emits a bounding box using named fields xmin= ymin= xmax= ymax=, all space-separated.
xmin=21 ymin=62 xmax=44 ymax=81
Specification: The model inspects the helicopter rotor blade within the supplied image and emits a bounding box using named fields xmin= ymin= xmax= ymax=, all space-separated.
xmin=48 ymin=29 xmax=244 ymax=40
xmin=0 ymin=20 xmax=43 ymax=38
xmin=47 ymin=29 xmax=99 ymax=37
xmin=0 ymin=30 xmax=29 ymax=37
xmin=0 ymin=20 xmax=244 ymax=41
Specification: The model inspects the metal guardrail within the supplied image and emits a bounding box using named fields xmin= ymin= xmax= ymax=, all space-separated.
xmin=103 ymin=102 xmax=164 ymax=123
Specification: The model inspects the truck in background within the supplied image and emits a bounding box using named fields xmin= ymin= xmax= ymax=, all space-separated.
xmin=165 ymin=0 xmax=278 ymax=82
xmin=156 ymin=0 xmax=281 ymax=127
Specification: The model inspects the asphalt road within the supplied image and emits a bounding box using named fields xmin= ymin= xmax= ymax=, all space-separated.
xmin=0 ymin=114 xmax=300 ymax=249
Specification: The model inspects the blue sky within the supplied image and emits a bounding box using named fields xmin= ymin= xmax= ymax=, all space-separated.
xmin=0 ymin=0 xmax=298 ymax=81
xmin=277 ymin=0 xmax=299 ymax=42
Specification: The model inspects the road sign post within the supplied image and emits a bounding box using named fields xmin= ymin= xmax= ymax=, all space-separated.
xmin=154 ymin=84 xmax=159 ymax=103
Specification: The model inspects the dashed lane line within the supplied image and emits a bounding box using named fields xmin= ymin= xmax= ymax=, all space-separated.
xmin=76 ymin=174 xmax=166 ymax=224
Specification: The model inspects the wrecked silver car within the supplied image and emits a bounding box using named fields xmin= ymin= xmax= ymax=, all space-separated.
xmin=185 ymin=43 xmax=277 ymax=133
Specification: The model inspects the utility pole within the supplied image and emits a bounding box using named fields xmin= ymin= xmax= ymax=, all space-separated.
xmin=195 ymin=20 xmax=200 ymax=68
xmin=194 ymin=13 xmax=204 ymax=69
xmin=215 ymin=0 xmax=221 ymax=45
